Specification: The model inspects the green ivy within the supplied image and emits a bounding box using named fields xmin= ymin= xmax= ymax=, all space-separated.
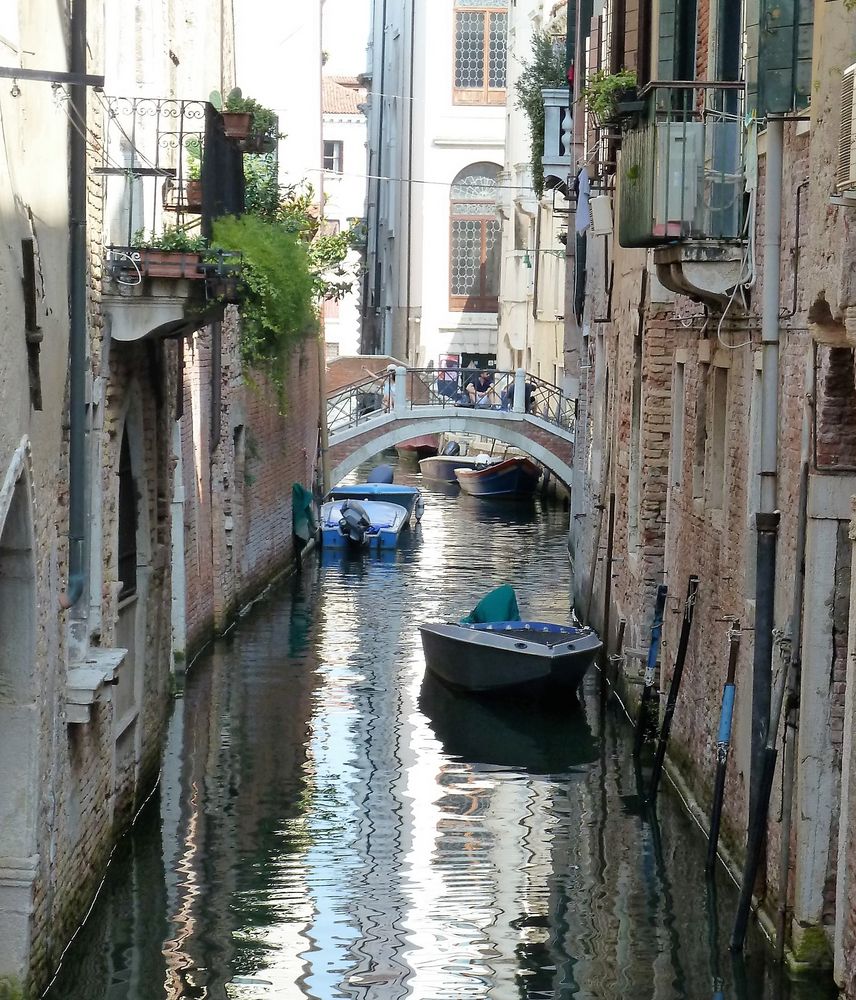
xmin=212 ymin=214 xmax=315 ymax=402
xmin=515 ymin=31 xmax=568 ymax=197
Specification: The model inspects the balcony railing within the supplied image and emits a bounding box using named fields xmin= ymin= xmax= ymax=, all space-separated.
xmin=96 ymin=97 xmax=245 ymax=248
xmin=618 ymin=82 xmax=745 ymax=248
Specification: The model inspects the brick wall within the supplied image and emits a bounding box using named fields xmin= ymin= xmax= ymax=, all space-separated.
xmin=182 ymin=316 xmax=321 ymax=656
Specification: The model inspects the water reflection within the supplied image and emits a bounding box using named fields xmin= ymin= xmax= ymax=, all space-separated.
xmin=45 ymin=461 xmax=835 ymax=1000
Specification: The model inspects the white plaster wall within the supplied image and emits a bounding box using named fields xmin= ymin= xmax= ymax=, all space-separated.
xmin=234 ymin=0 xmax=322 ymax=192
xmin=415 ymin=2 xmax=505 ymax=366
xmin=323 ymin=112 xmax=368 ymax=356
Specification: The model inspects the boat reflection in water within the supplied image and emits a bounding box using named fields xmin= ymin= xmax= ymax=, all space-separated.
xmin=419 ymin=672 xmax=598 ymax=774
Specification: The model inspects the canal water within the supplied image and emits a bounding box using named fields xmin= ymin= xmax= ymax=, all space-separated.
xmin=46 ymin=459 xmax=833 ymax=1000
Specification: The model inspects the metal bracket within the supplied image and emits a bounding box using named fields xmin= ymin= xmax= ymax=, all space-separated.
xmin=0 ymin=66 xmax=105 ymax=88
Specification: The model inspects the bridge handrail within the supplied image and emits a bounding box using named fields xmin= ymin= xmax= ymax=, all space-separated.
xmin=326 ymin=367 xmax=574 ymax=435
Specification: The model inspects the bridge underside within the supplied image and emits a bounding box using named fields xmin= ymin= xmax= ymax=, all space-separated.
xmin=327 ymin=411 xmax=574 ymax=488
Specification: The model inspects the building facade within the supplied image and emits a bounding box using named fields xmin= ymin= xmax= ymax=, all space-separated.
xmin=362 ymin=0 xmax=507 ymax=368
xmin=568 ymin=0 xmax=856 ymax=986
xmin=496 ymin=1 xmax=569 ymax=387
xmin=0 ymin=1 xmax=322 ymax=993
xmin=322 ymin=76 xmax=368 ymax=359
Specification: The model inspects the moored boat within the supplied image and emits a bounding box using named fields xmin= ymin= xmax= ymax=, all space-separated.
xmin=419 ymin=620 xmax=601 ymax=694
xmin=396 ymin=434 xmax=439 ymax=465
xmin=453 ymin=456 xmax=541 ymax=497
xmin=320 ymin=499 xmax=409 ymax=549
xmin=418 ymin=585 xmax=601 ymax=695
xmin=327 ymin=482 xmax=425 ymax=523
xmin=418 ymin=453 xmax=496 ymax=483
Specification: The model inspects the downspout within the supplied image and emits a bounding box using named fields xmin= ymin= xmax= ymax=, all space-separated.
xmin=61 ymin=0 xmax=88 ymax=610
xmin=750 ymin=116 xmax=783 ymax=813
xmin=404 ymin=0 xmax=415 ymax=362
xmin=371 ymin=0 xmax=388 ymax=355
xmin=775 ymin=347 xmax=812 ymax=961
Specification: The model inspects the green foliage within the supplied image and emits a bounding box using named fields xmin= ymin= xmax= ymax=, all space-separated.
xmin=212 ymin=214 xmax=315 ymax=401
xmin=244 ymin=157 xmax=359 ymax=302
xmin=515 ymin=31 xmax=568 ymax=197
xmin=582 ymin=68 xmax=637 ymax=123
xmin=131 ymin=225 xmax=207 ymax=252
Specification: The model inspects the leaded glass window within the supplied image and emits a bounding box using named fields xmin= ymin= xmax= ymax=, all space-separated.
xmin=453 ymin=3 xmax=508 ymax=105
xmin=449 ymin=163 xmax=501 ymax=312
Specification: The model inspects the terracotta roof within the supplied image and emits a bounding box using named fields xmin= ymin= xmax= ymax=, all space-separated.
xmin=322 ymin=76 xmax=366 ymax=115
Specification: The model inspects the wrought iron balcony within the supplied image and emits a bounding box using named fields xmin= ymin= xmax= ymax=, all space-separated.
xmin=618 ymin=82 xmax=745 ymax=249
xmin=95 ymin=96 xmax=245 ymax=248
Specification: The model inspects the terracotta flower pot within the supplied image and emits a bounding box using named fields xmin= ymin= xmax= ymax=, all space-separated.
xmin=221 ymin=110 xmax=252 ymax=140
xmin=139 ymin=250 xmax=202 ymax=279
xmin=185 ymin=179 xmax=203 ymax=211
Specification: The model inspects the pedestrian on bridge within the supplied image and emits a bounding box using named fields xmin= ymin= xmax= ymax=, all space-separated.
xmin=466 ymin=369 xmax=499 ymax=407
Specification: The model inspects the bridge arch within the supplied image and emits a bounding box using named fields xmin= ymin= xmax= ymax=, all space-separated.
xmin=328 ymin=413 xmax=574 ymax=487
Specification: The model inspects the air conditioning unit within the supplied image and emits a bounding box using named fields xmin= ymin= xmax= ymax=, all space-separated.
xmin=652 ymin=123 xmax=704 ymax=238
xmin=837 ymin=64 xmax=856 ymax=192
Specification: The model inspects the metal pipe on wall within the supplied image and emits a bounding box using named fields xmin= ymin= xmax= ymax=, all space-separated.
xmin=61 ymin=0 xmax=88 ymax=610
xmin=750 ymin=116 xmax=783 ymax=811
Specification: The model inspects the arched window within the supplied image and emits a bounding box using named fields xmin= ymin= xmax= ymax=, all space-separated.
xmin=449 ymin=162 xmax=501 ymax=313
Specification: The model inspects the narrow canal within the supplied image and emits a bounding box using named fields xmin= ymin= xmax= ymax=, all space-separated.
xmin=47 ymin=460 xmax=830 ymax=1000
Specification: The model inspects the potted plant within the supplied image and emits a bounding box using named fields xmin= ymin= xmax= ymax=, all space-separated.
xmin=582 ymin=69 xmax=639 ymax=128
xmin=211 ymin=88 xmax=278 ymax=149
xmin=184 ymin=136 xmax=203 ymax=210
xmin=211 ymin=88 xmax=278 ymax=150
xmin=130 ymin=226 xmax=208 ymax=279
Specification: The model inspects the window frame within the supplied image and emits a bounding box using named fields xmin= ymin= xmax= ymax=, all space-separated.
xmin=452 ymin=3 xmax=508 ymax=107
xmin=448 ymin=164 xmax=502 ymax=313
xmin=323 ymin=139 xmax=344 ymax=173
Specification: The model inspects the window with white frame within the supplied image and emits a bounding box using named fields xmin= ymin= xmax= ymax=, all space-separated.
xmin=323 ymin=140 xmax=344 ymax=173
xmin=453 ymin=1 xmax=508 ymax=106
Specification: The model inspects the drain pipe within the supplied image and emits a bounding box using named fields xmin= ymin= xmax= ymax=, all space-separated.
xmin=749 ymin=116 xmax=783 ymax=813
xmin=403 ymin=0 xmax=415 ymax=362
xmin=60 ymin=0 xmax=88 ymax=610
xmin=775 ymin=351 xmax=812 ymax=960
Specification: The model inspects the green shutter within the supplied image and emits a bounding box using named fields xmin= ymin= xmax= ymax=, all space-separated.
xmin=750 ymin=0 xmax=814 ymax=115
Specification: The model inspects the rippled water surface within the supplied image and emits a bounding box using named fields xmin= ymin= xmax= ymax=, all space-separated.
xmin=47 ymin=460 xmax=833 ymax=999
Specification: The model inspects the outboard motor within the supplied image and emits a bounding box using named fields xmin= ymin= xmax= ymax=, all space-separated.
xmin=338 ymin=500 xmax=372 ymax=546
xmin=367 ymin=463 xmax=394 ymax=484
xmin=442 ymin=440 xmax=461 ymax=456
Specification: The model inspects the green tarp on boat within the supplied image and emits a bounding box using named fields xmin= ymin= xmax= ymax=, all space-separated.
xmin=460 ymin=584 xmax=521 ymax=624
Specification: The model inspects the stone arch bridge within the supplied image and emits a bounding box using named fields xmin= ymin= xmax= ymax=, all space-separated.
xmin=325 ymin=367 xmax=575 ymax=488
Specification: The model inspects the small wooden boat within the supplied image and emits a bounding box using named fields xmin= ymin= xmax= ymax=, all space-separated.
xmin=396 ymin=434 xmax=439 ymax=465
xmin=454 ymin=456 xmax=541 ymax=498
xmin=320 ymin=499 xmax=409 ymax=549
xmin=327 ymin=483 xmax=425 ymax=523
xmin=419 ymin=620 xmax=601 ymax=694
xmin=418 ymin=453 xmax=496 ymax=483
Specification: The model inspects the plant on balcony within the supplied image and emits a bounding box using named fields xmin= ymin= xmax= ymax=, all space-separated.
xmin=582 ymin=69 xmax=638 ymax=128
xmin=183 ymin=136 xmax=203 ymax=209
xmin=515 ymin=30 xmax=569 ymax=197
xmin=211 ymin=214 xmax=315 ymax=401
xmin=130 ymin=226 xmax=207 ymax=278
xmin=211 ymin=88 xmax=278 ymax=151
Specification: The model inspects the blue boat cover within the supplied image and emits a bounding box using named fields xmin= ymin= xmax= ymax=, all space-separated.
xmin=367 ymin=464 xmax=395 ymax=484
xmin=460 ymin=584 xmax=521 ymax=624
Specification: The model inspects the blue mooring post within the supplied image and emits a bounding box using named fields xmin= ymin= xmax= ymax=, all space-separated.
xmin=706 ymin=622 xmax=741 ymax=875
xmin=647 ymin=576 xmax=699 ymax=805
xmin=633 ymin=584 xmax=668 ymax=758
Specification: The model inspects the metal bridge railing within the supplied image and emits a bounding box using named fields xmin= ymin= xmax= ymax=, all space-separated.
xmin=326 ymin=368 xmax=574 ymax=436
